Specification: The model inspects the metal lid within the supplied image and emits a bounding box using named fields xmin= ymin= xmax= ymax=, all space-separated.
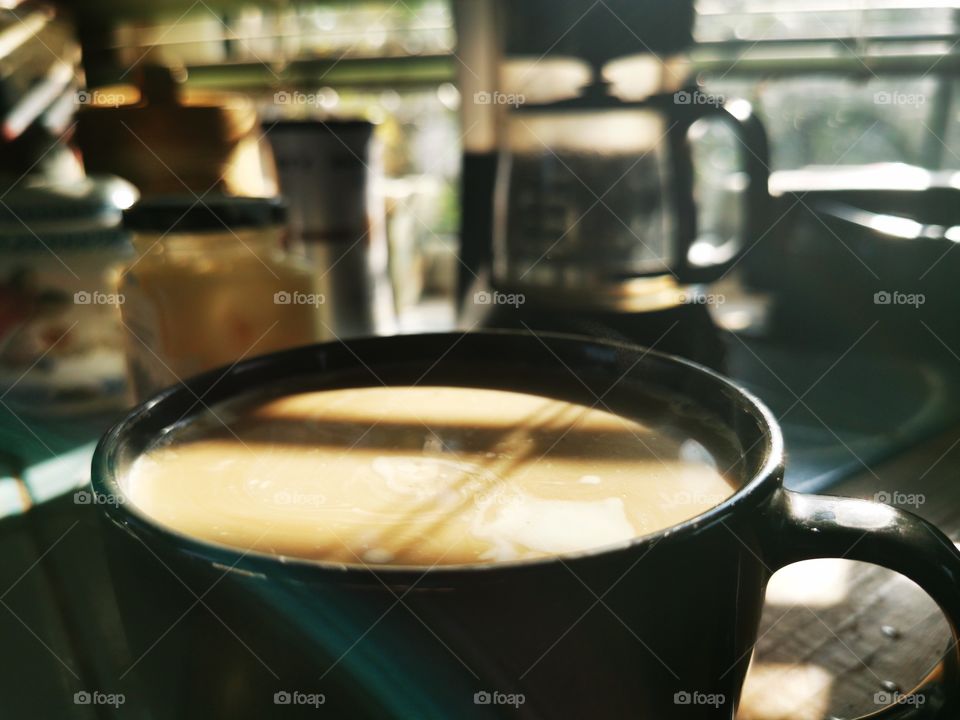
xmin=123 ymin=195 xmax=287 ymax=232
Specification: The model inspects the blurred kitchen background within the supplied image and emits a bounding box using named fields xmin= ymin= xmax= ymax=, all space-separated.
xmin=4 ymin=1 xmax=960 ymax=718
xmin=6 ymin=0 xmax=960 ymax=404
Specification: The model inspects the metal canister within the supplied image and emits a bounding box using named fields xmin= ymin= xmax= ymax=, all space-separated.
xmin=266 ymin=119 xmax=394 ymax=338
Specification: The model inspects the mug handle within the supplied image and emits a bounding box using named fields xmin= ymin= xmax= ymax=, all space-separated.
xmin=760 ymin=489 xmax=960 ymax=718
xmin=670 ymin=97 xmax=770 ymax=285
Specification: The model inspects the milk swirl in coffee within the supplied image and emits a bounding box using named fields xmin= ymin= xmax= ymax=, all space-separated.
xmin=124 ymin=386 xmax=739 ymax=566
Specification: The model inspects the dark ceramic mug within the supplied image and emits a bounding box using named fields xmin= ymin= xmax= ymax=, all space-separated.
xmin=92 ymin=331 xmax=960 ymax=719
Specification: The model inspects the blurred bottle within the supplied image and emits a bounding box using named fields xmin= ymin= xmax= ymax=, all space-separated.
xmin=265 ymin=120 xmax=394 ymax=339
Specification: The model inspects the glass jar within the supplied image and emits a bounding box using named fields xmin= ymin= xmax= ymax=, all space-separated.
xmin=119 ymin=196 xmax=325 ymax=400
xmin=0 ymin=176 xmax=137 ymax=415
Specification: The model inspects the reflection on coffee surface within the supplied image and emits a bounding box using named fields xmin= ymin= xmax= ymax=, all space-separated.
xmin=125 ymin=386 xmax=739 ymax=566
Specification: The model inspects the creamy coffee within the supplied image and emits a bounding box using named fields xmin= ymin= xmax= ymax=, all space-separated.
xmin=124 ymin=386 xmax=738 ymax=566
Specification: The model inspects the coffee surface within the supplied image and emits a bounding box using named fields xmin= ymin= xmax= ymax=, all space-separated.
xmin=124 ymin=386 xmax=739 ymax=566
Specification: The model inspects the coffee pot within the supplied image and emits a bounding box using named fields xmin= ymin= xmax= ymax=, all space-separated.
xmin=492 ymin=80 xmax=770 ymax=311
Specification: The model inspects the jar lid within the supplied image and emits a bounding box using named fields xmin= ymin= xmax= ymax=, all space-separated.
xmin=0 ymin=175 xmax=138 ymax=228
xmin=0 ymin=175 xmax=136 ymax=249
xmin=123 ymin=195 xmax=287 ymax=232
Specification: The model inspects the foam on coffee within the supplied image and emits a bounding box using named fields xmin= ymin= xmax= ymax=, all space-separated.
xmin=124 ymin=386 xmax=739 ymax=566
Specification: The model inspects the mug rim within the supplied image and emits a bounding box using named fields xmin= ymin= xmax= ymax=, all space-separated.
xmin=91 ymin=330 xmax=785 ymax=578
